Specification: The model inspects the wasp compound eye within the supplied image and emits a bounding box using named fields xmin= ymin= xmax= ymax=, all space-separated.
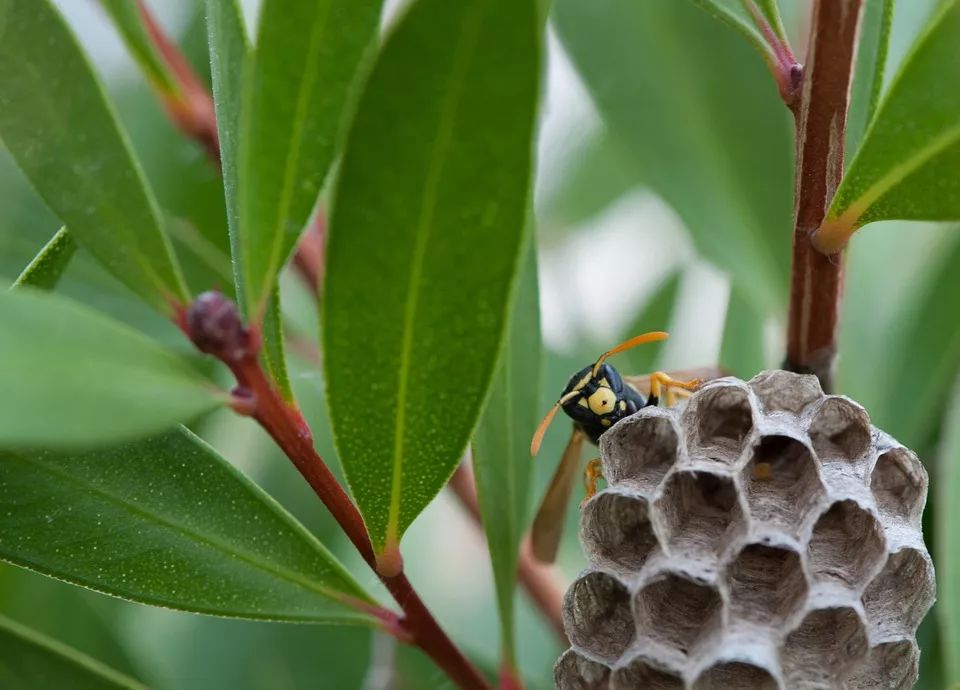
xmin=557 ymin=371 xmax=934 ymax=690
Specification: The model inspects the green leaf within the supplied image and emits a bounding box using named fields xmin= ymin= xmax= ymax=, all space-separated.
xmin=0 ymin=0 xmax=189 ymax=314
xmin=206 ymin=0 xmax=292 ymax=400
xmin=324 ymin=0 xmax=542 ymax=563
xmin=237 ymin=0 xmax=383 ymax=320
xmin=471 ymin=245 xmax=541 ymax=668
xmin=824 ymin=0 xmax=960 ymax=238
xmin=939 ymin=378 xmax=960 ymax=685
xmin=99 ymin=0 xmax=177 ymax=94
xmin=206 ymin=0 xmax=249 ymax=303
xmin=0 ymin=290 xmax=220 ymax=447
xmin=263 ymin=286 xmax=293 ymax=401
xmin=0 ymin=615 xmax=147 ymax=690
xmin=0 ymin=427 xmax=378 ymax=624
xmin=720 ymin=286 xmax=766 ymax=378
xmin=847 ymin=0 xmax=895 ymax=156
xmin=12 ymin=227 xmax=77 ymax=291
xmin=618 ymin=270 xmax=682 ymax=375
xmin=555 ymin=0 xmax=793 ymax=315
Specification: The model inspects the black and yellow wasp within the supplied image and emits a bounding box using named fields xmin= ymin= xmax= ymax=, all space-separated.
xmin=528 ymin=331 xmax=709 ymax=563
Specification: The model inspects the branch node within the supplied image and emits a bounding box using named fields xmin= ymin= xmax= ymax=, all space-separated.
xmin=186 ymin=291 xmax=259 ymax=364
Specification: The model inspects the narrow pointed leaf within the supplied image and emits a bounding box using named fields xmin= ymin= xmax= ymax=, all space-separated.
xmin=12 ymin=227 xmax=77 ymax=291
xmin=324 ymin=0 xmax=542 ymax=560
xmin=206 ymin=0 xmax=249 ymax=303
xmin=618 ymin=270 xmax=682 ymax=375
xmin=471 ymin=246 xmax=541 ymax=668
xmin=0 ymin=427 xmax=378 ymax=624
xmin=0 ymin=0 xmax=189 ymax=313
xmin=847 ymin=0 xmax=895 ymax=156
xmin=0 ymin=615 xmax=147 ymax=690
xmin=825 ymin=0 xmax=960 ymax=234
xmin=206 ymin=0 xmax=292 ymax=399
xmin=0 ymin=290 xmax=219 ymax=447
xmin=237 ymin=0 xmax=383 ymax=320
xmin=99 ymin=0 xmax=178 ymax=94
xmin=555 ymin=0 xmax=792 ymax=315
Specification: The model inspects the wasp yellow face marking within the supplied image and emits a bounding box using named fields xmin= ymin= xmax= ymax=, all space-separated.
xmin=601 ymin=419 xmax=611 ymax=427
xmin=577 ymin=398 xmax=589 ymax=409
xmin=619 ymin=400 xmax=626 ymax=412
xmin=587 ymin=387 xmax=617 ymax=415
xmin=599 ymin=378 xmax=610 ymax=388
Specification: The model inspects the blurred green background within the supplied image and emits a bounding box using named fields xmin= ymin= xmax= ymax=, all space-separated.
xmin=0 ymin=0 xmax=956 ymax=687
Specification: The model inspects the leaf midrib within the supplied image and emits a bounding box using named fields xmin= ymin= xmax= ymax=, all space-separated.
xmin=2 ymin=452 xmax=353 ymax=610
xmin=386 ymin=1 xmax=489 ymax=549
xmin=255 ymin=3 xmax=331 ymax=318
xmin=837 ymin=120 xmax=960 ymax=224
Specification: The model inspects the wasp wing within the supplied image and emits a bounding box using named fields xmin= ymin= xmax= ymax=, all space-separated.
xmin=530 ymin=426 xmax=586 ymax=564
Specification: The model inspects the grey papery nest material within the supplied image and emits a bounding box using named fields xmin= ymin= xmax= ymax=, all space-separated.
xmin=555 ymin=371 xmax=935 ymax=690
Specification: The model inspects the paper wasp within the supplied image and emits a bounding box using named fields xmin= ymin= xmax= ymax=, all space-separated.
xmin=528 ymin=331 xmax=708 ymax=563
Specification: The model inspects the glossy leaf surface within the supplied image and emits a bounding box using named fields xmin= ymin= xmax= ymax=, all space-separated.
xmin=847 ymin=0 xmax=895 ymax=156
xmin=0 ymin=290 xmax=219 ymax=447
xmin=0 ymin=427 xmax=377 ymax=624
xmin=12 ymin=227 xmax=76 ymax=291
xmin=826 ymin=0 xmax=960 ymax=233
xmin=237 ymin=0 xmax=382 ymax=319
xmin=324 ymin=0 xmax=542 ymax=559
xmin=0 ymin=0 xmax=188 ymax=313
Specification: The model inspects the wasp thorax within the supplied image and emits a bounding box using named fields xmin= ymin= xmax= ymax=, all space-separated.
xmin=556 ymin=371 xmax=934 ymax=690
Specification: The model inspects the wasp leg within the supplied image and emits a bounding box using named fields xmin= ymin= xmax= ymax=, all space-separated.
xmin=581 ymin=458 xmax=603 ymax=506
xmin=649 ymin=371 xmax=702 ymax=407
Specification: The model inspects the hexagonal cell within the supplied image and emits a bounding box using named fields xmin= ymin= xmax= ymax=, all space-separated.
xmin=780 ymin=606 xmax=869 ymax=687
xmin=871 ymin=448 xmax=926 ymax=523
xmin=846 ymin=639 xmax=918 ymax=690
xmin=809 ymin=396 xmax=871 ymax=461
xmin=807 ymin=500 xmax=886 ymax=588
xmin=555 ymin=648 xmax=611 ymax=690
xmin=687 ymin=384 xmax=754 ymax=462
xmin=581 ymin=491 xmax=659 ymax=571
xmin=692 ymin=661 xmax=779 ymax=690
xmin=726 ymin=542 xmax=808 ymax=625
xmin=862 ymin=548 xmax=935 ymax=639
xmin=563 ymin=571 xmax=635 ymax=662
xmin=657 ymin=470 xmax=743 ymax=558
xmin=601 ymin=413 xmax=679 ymax=492
xmin=610 ymin=655 xmax=683 ymax=690
xmin=634 ymin=571 xmax=722 ymax=657
xmin=749 ymin=370 xmax=823 ymax=415
xmin=743 ymin=434 xmax=824 ymax=531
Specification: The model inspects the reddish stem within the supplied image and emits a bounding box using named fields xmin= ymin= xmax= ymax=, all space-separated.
xmin=185 ymin=293 xmax=490 ymax=690
xmin=448 ymin=463 xmax=568 ymax=644
xmin=784 ymin=0 xmax=864 ymax=391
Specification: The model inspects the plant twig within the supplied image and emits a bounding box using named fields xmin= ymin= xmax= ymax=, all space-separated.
xmin=448 ymin=462 xmax=568 ymax=644
xmin=784 ymin=0 xmax=865 ymax=391
xmin=183 ymin=292 xmax=491 ymax=690
xmin=131 ymin=1 xmax=324 ymax=291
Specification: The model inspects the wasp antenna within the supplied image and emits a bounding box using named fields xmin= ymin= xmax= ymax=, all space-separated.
xmin=592 ymin=331 xmax=669 ymax=377
xmin=531 ymin=391 xmax=580 ymax=456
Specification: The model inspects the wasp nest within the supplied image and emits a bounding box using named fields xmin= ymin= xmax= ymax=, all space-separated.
xmin=556 ymin=371 xmax=934 ymax=690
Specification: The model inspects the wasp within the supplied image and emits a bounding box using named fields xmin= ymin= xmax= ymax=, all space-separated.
xmin=528 ymin=331 xmax=708 ymax=563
